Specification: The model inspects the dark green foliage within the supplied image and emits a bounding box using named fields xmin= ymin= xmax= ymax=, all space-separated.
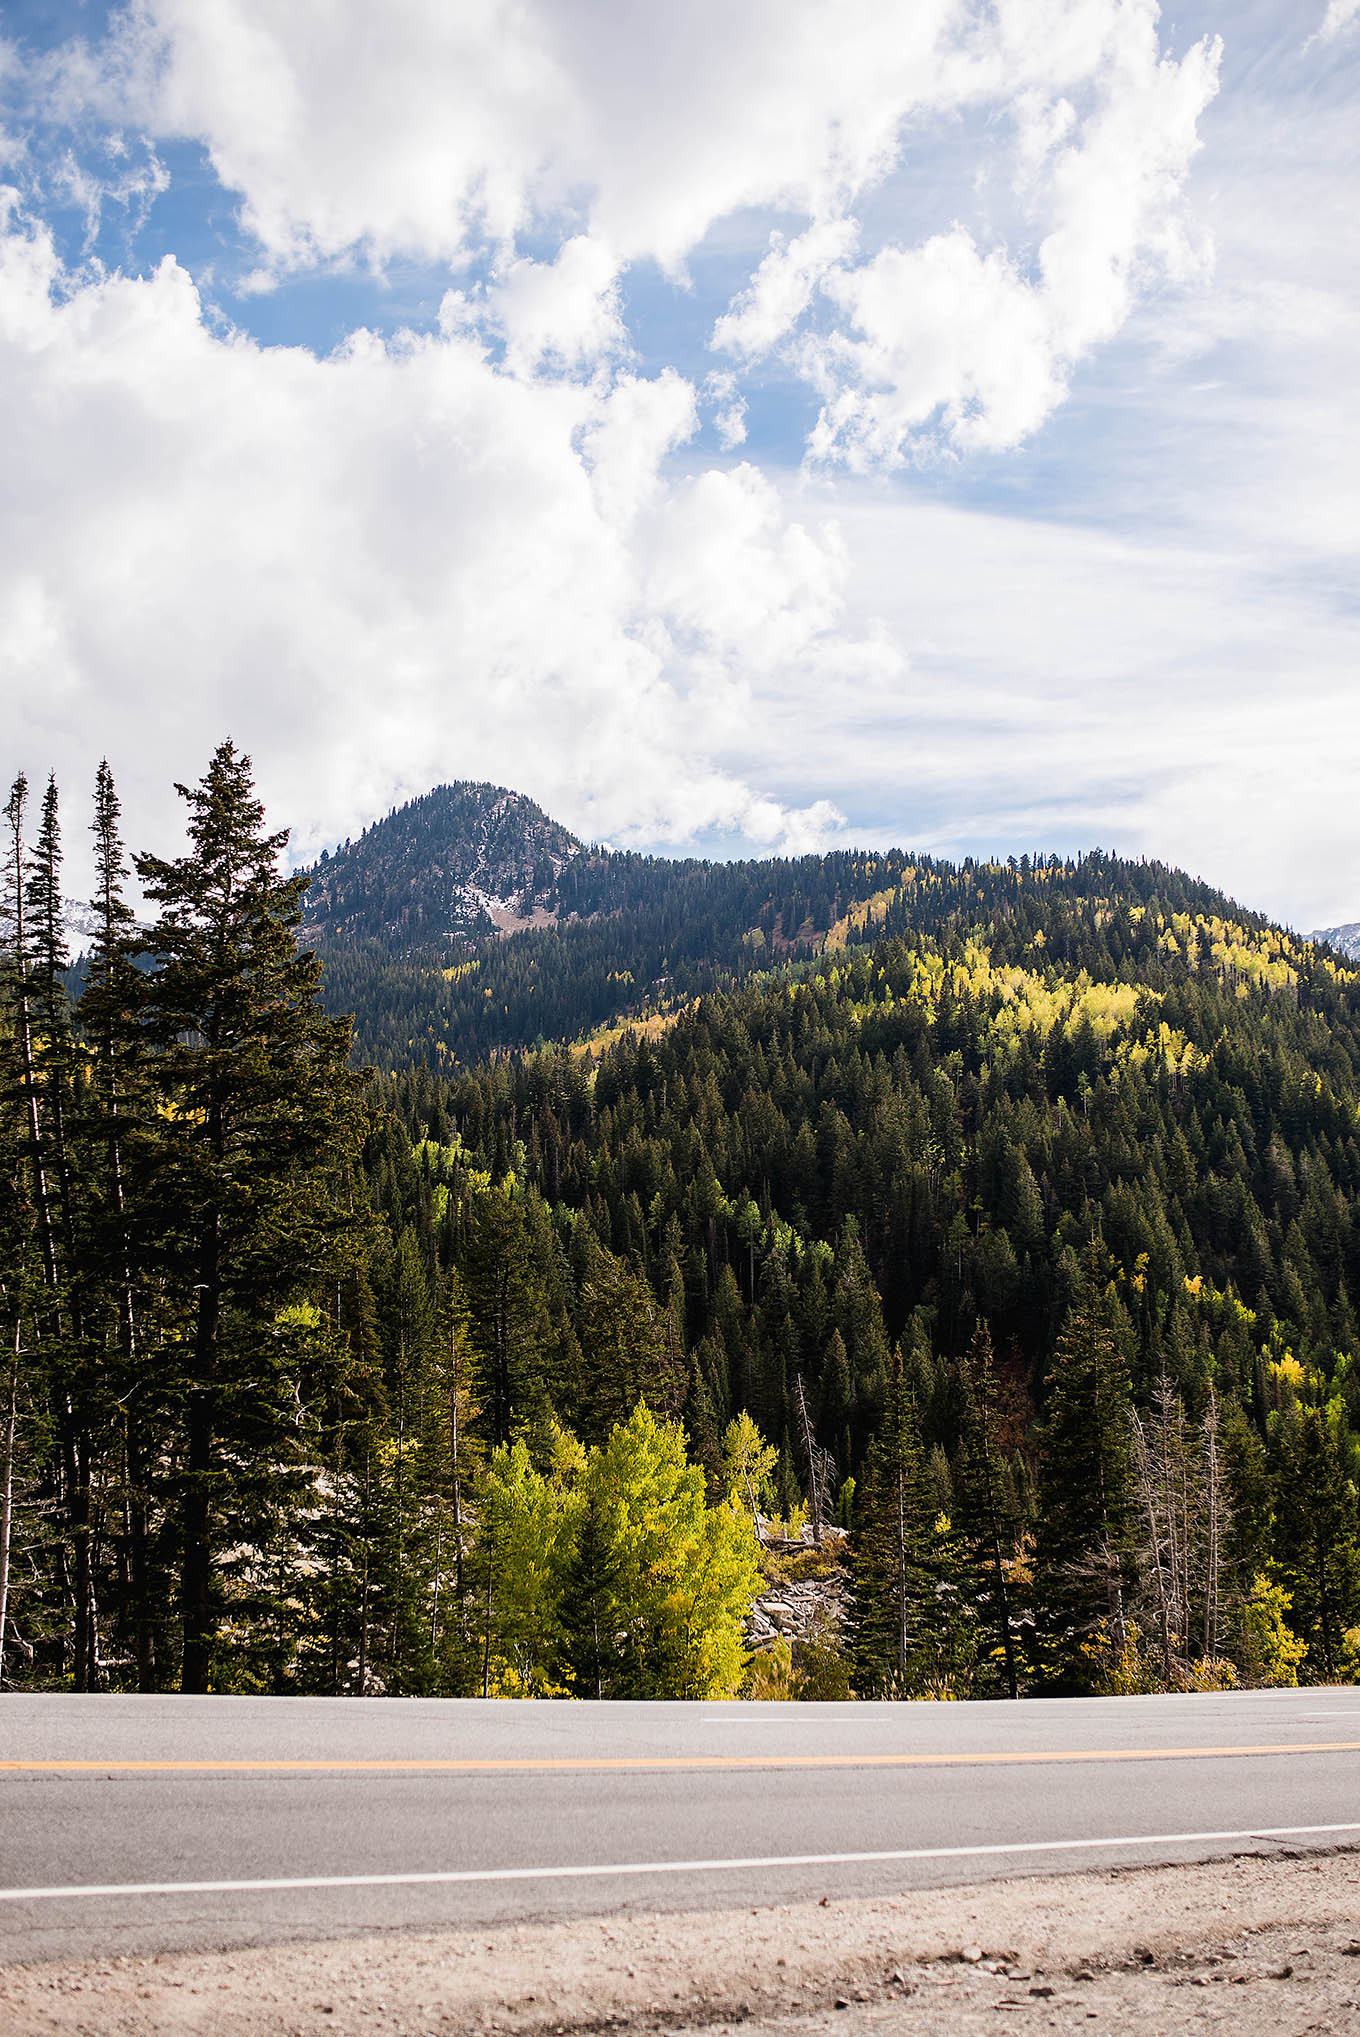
xmin=955 ymin=1320 xmax=1021 ymax=1697
xmin=849 ymin=1358 xmax=943 ymax=1695
xmin=555 ymin=1479 xmax=627 ymax=1699
xmin=10 ymin=763 xmax=1360 ymax=1696
xmin=1029 ymin=1246 xmax=1135 ymax=1691
xmin=1271 ymin=1405 xmax=1360 ymax=1676
xmin=341 ymin=841 xmax=1360 ymax=1691
xmin=131 ymin=743 xmax=369 ymax=1690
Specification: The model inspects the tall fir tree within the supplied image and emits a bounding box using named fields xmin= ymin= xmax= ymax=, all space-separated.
xmin=1029 ymin=1242 xmax=1135 ymax=1691
xmin=76 ymin=761 xmax=163 ymax=1686
xmin=1271 ymin=1405 xmax=1360 ymax=1678
xmin=133 ymin=741 xmax=365 ymax=1691
xmin=427 ymin=1264 xmax=483 ymax=1681
xmin=955 ymin=1319 xmax=1020 ymax=1698
xmin=25 ymin=774 xmax=103 ymax=1687
xmin=849 ymin=1354 xmax=940 ymax=1696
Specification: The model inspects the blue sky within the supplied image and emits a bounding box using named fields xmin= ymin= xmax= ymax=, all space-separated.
xmin=2 ymin=1 xmax=1357 ymax=925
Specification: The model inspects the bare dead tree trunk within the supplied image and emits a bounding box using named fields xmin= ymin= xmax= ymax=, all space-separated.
xmin=1133 ymin=1409 xmax=1174 ymax=1683
xmin=1202 ymin=1388 xmax=1225 ymax=1660
xmin=794 ymin=1374 xmax=829 ymax=1544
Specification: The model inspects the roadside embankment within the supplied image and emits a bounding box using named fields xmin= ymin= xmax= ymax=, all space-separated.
xmin=3 ymin=1847 xmax=1359 ymax=2035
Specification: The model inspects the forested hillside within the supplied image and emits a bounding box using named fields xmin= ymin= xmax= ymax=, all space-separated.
xmin=304 ymin=781 xmax=1253 ymax=1071
xmin=5 ymin=753 xmax=1360 ymax=1701
xmin=361 ymin=880 xmax=1360 ymax=1695
xmin=304 ymin=778 xmax=918 ymax=1068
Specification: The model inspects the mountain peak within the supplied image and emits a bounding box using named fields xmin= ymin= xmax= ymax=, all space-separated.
xmin=1312 ymin=922 xmax=1360 ymax=961
xmin=304 ymin=780 xmax=585 ymax=944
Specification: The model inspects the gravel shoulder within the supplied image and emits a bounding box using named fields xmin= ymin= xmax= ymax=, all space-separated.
xmin=3 ymin=1847 xmax=1360 ymax=2036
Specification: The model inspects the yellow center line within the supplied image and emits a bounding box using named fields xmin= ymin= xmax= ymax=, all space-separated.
xmin=2 ymin=1740 xmax=1360 ymax=1773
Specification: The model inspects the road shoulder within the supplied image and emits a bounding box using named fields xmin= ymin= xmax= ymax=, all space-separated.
xmin=3 ymin=1847 xmax=1360 ymax=2034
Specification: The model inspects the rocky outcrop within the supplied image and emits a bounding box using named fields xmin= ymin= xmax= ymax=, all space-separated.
xmin=746 ymin=1524 xmax=849 ymax=1653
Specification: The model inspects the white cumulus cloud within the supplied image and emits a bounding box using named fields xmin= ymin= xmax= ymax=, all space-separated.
xmin=2 ymin=0 xmax=1351 ymax=937
xmin=67 ymin=0 xmax=959 ymax=274
xmin=740 ymin=5 xmax=1222 ymax=464
xmin=0 ymin=205 xmax=870 ymax=874
xmin=1315 ymin=1 xmax=1360 ymax=40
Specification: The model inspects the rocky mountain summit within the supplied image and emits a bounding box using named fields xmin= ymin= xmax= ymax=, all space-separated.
xmin=1312 ymin=922 xmax=1360 ymax=961
xmin=303 ymin=782 xmax=587 ymax=945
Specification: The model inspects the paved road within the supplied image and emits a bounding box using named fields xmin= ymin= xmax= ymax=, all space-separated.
xmin=2 ymin=1686 xmax=1359 ymax=1963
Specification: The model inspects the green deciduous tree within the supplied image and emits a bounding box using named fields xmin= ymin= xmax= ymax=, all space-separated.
xmin=569 ymin=1402 xmax=759 ymax=1698
xmin=720 ymin=1409 xmax=778 ymax=1529
xmin=472 ymin=1404 xmax=759 ymax=1699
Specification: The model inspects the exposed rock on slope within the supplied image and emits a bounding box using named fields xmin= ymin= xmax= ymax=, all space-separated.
xmin=1313 ymin=921 xmax=1360 ymax=961
xmin=747 ymin=1523 xmax=849 ymax=1654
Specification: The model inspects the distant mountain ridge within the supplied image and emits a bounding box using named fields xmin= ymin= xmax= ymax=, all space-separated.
xmin=302 ymin=780 xmax=910 ymax=1066
xmin=1312 ymin=923 xmax=1360 ymax=962
xmin=300 ymin=781 xmax=1297 ymax=1073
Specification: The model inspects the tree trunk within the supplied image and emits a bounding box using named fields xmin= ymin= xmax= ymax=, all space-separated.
xmin=981 ymin=1455 xmax=1017 ymax=1699
xmin=180 ymin=1226 xmax=220 ymax=1694
xmin=0 ymin=1320 xmax=19 ymax=1685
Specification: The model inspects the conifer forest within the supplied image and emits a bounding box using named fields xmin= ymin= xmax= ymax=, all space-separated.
xmin=4 ymin=747 xmax=1360 ymax=1701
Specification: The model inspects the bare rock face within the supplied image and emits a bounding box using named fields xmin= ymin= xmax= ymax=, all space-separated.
xmin=746 ymin=1522 xmax=849 ymax=1652
xmin=1311 ymin=920 xmax=1360 ymax=960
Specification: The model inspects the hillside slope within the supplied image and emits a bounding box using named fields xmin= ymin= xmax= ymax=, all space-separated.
xmin=304 ymin=784 xmax=1261 ymax=1071
xmin=356 ymin=862 xmax=1360 ymax=1692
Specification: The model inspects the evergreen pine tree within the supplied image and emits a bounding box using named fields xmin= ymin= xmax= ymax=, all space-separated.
xmin=77 ymin=761 xmax=162 ymax=1686
xmin=1029 ymin=1242 xmax=1135 ymax=1691
xmin=134 ymin=741 xmax=365 ymax=1692
xmin=1272 ymin=1405 xmax=1360 ymax=1677
xmin=955 ymin=1319 xmax=1020 ymax=1697
xmin=849 ymin=1354 xmax=939 ymax=1697
xmin=556 ymin=1477 xmax=626 ymax=1699
xmin=21 ymin=776 xmax=102 ymax=1687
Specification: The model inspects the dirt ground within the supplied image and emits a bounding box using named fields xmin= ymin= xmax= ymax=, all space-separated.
xmin=3 ymin=1847 xmax=1360 ymax=2037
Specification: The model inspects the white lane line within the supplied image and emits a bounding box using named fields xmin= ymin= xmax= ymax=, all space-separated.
xmin=2 ymin=1824 xmax=1358 ymax=1904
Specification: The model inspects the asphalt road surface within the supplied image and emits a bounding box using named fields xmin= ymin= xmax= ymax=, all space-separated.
xmin=2 ymin=1686 xmax=1359 ymax=1964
